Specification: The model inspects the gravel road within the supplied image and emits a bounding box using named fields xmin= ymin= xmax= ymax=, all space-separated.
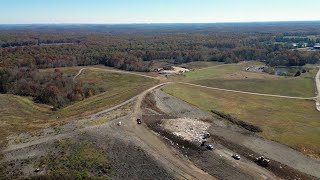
xmin=152 ymin=89 xmax=319 ymax=179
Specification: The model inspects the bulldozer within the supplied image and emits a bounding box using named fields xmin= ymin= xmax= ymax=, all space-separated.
xmin=255 ymin=156 xmax=270 ymax=167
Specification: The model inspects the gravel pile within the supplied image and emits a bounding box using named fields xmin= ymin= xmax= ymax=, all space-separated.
xmin=161 ymin=118 xmax=210 ymax=143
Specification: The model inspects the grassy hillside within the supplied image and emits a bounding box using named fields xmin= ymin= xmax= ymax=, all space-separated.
xmin=162 ymin=84 xmax=320 ymax=158
xmin=0 ymin=94 xmax=52 ymax=148
xmin=193 ymin=78 xmax=315 ymax=97
xmin=0 ymin=67 xmax=158 ymax=148
xmin=56 ymin=68 xmax=158 ymax=118
xmin=175 ymin=61 xmax=316 ymax=97
xmin=175 ymin=62 xmax=261 ymax=81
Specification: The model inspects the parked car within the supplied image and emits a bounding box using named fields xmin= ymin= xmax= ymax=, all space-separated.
xmin=206 ymin=144 xmax=214 ymax=150
xmin=137 ymin=118 xmax=142 ymax=124
xmin=232 ymin=154 xmax=241 ymax=160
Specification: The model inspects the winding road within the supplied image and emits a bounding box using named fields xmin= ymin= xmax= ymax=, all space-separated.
xmin=75 ymin=67 xmax=319 ymax=100
xmin=74 ymin=66 xmax=320 ymax=112
xmin=3 ymin=66 xmax=319 ymax=179
xmin=65 ymin=67 xmax=285 ymax=178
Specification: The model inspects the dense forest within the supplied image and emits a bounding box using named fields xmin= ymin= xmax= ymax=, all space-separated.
xmin=1 ymin=22 xmax=320 ymax=107
xmin=0 ymin=68 xmax=103 ymax=108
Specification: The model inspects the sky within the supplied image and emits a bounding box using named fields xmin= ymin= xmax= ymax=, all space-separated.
xmin=0 ymin=0 xmax=320 ymax=24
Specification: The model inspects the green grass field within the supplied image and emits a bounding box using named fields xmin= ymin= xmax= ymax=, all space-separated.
xmin=175 ymin=62 xmax=262 ymax=81
xmin=175 ymin=61 xmax=317 ymax=97
xmin=162 ymin=84 xmax=320 ymax=158
xmin=0 ymin=67 xmax=158 ymax=148
xmin=192 ymin=78 xmax=315 ymax=97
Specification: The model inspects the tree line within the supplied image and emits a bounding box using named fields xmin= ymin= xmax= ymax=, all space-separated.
xmin=1 ymin=33 xmax=319 ymax=71
xmin=1 ymin=23 xmax=320 ymax=107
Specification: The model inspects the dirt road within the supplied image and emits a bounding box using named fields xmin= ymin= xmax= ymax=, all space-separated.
xmin=115 ymin=81 xmax=278 ymax=179
xmin=151 ymin=89 xmax=320 ymax=178
xmin=3 ymin=66 xmax=317 ymax=179
xmin=2 ymin=83 xmax=215 ymax=179
xmin=179 ymin=82 xmax=315 ymax=100
xmin=315 ymin=67 xmax=320 ymax=111
xmin=92 ymin=67 xmax=161 ymax=80
xmin=151 ymin=90 xmax=282 ymax=179
xmin=123 ymin=83 xmax=215 ymax=179
xmin=74 ymin=67 xmax=317 ymax=100
xmin=73 ymin=67 xmax=87 ymax=80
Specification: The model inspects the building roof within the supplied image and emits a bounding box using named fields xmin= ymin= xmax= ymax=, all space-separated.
xmin=314 ymin=43 xmax=320 ymax=48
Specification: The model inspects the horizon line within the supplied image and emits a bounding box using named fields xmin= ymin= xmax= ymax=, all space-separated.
xmin=1 ymin=20 xmax=320 ymax=26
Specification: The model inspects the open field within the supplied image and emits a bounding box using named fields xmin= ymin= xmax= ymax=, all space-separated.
xmin=0 ymin=67 xmax=158 ymax=148
xmin=176 ymin=61 xmax=264 ymax=81
xmin=193 ymin=78 xmax=315 ymax=97
xmin=162 ymin=83 xmax=320 ymax=158
xmin=174 ymin=61 xmax=317 ymax=97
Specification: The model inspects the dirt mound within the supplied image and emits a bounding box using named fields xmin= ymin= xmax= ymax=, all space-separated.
xmin=211 ymin=110 xmax=262 ymax=133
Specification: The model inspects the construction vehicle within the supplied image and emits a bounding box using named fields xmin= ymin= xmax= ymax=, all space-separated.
xmin=137 ymin=118 xmax=142 ymax=125
xmin=255 ymin=156 xmax=270 ymax=167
